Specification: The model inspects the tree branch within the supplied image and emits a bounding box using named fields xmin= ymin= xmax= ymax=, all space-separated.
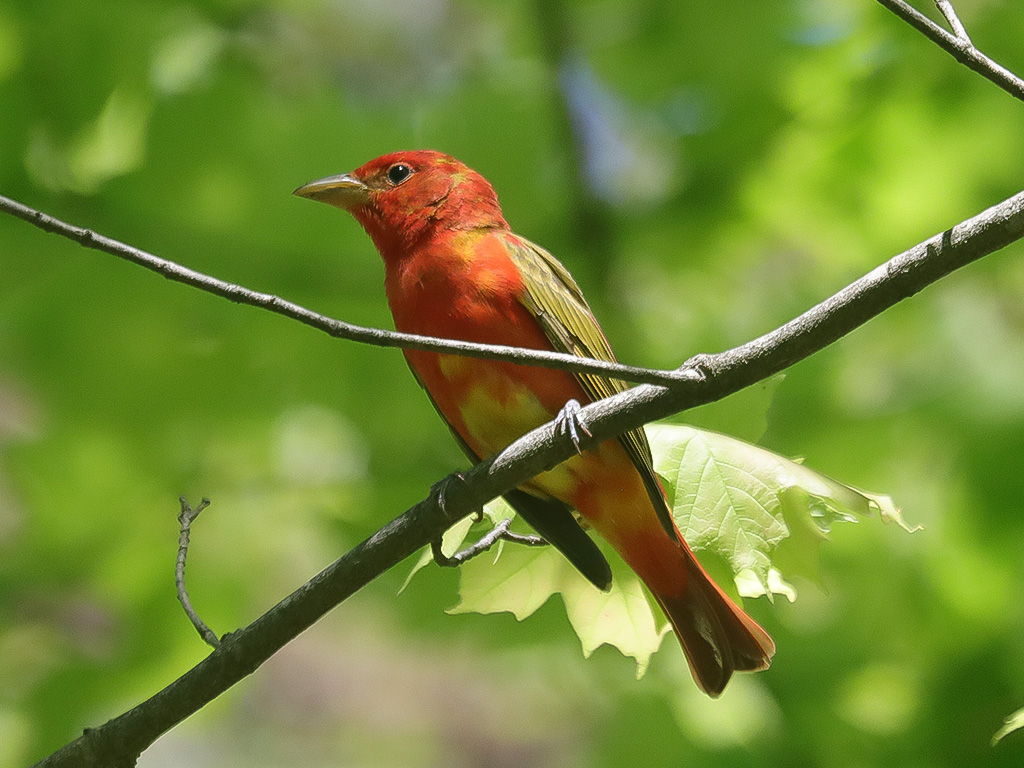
xmin=175 ymin=498 xmax=220 ymax=649
xmin=28 ymin=186 xmax=1024 ymax=767
xmin=934 ymin=0 xmax=971 ymax=42
xmin=432 ymin=518 xmax=547 ymax=569
xmin=875 ymin=0 xmax=1024 ymax=103
xmin=0 ymin=194 xmax=693 ymax=389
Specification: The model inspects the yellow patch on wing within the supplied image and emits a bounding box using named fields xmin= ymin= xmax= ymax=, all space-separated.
xmin=526 ymin=463 xmax=577 ymax=500
xmin=457 ymin=382 xmax=550 ymax=455
xmin=456 ymin=379 xmax=576 ymax=497
xmin=437 ymin=354 xmax=467 ymax=381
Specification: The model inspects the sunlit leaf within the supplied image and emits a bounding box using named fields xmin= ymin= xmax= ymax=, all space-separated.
xmin=561 ymin=546 xmax=670 ymax=676
xmin=399 ymin=498 xmax=511 ymax=593
xmin=992 ymin=705 xmax=1024 ymax=746
xmin=648 ymin=423 xmax=915 ymax=595
xmin=448 ymin=536 xmax=568 ymax=621
xmin=449 ymin=531 xmax=669 ymax=674
xmin=407 ymin=423 xmax=911 ymax=669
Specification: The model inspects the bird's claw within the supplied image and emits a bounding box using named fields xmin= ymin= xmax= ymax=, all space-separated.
xmin=554 ymin=398 xmax=592 ymax=455
xmin=431 ymin=538 xmax=455 ymax=567
xmin=430 ymin=472 xmax=485 ymax=564
xmin=681 ymin=353 xmax=711 ymax=382
xmin=431 ymin=471 xmax=482 ymax=520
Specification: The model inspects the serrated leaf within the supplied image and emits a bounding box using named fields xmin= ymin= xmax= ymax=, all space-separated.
xmin=451 ymin=536 xmax=669 ymax=676
xmin=448 ymin=539 xmax=568 ymax=620
xmin=647 ymin=425 xmax=790 ymax=589
xmin=562 ymin=546 xmax=670 ymax=676
xmin=735 ymin=567 xmax=798 ymax=603
xmin=410 ymin=423 xmax=910 ymax=670
xmin=445 ymin=497 xmax=571 ymax=620
xmin=646 ymin=423 xmax=912 ymax=596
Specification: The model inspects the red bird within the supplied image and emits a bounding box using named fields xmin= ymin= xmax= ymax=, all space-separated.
xmin=296 ymin=150 xmax=774 ymax=695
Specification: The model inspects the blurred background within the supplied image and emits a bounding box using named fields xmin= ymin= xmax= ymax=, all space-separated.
xmin=2 ymin=0 xmax=1024 ymax=765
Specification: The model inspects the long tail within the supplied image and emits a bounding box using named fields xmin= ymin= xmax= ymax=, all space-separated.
xmin=653 ymin=549 xmax=776 ymax=697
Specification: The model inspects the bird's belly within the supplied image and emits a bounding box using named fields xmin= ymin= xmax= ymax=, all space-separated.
xmin=414 ymin=341 xmax=676 ymax=587
xmin=431 ymin=353 xmax=582 ymax=499
xmin=452 ymin=366 xmax=551 ymax=456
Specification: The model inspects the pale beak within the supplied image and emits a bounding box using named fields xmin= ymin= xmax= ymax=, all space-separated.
xmin=293 ymin=173 xmax=370 ymax=210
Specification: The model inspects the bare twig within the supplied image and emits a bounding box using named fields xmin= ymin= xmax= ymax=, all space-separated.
xmin=501 ymin=529 xmax=549 ymax=546
xmin=0 ymin=194 xmax=693 ymax=389
xmin=431 ymin=518 xmax=547 ymax=568
xmin=29 ymin=186 xmax=1024 ymax=768
xmin=176 ymin=497 xmax=220 ymax=649
xmin=874 ymin=0 xmax=1024 ymax=102
xmin=934 ymin=0 xmax=971 ymax=42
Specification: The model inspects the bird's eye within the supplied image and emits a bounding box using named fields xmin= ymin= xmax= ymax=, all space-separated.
xmin=387 ymin=163 xmax=412 ymax=185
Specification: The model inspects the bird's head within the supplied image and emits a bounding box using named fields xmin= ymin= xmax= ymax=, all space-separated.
xmin=295 ymin=150 xmax=508 ymax=260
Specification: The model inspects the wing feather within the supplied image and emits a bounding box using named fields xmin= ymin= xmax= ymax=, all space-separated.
xmin=505 ymin=235 xmax=676 ymax=538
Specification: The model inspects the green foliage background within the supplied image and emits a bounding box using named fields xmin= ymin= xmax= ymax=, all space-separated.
xmin=2 ymin=0 xmax=1024 ymax=765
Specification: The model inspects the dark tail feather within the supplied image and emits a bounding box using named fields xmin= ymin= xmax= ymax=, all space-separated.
xmin=655 ymin=554 xmax=775 ymax=697
xmin=503 ymin=489 xmax=613 ymax=591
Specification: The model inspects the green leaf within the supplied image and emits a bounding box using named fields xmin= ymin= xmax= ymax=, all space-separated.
xmin=647 ymin=423 xmax=915 ymax=597
xmin=450 ymin=536 xmax=669 ymax=675
xmin=648 ymin=425 xmax=789 ymax=589
xmin=992 ymin=705 xmax=1024 ymax=746
xmin=408 ymin=423 xmax=913 ymax=668
xmin=398 ymin=514 xmax=474 ymax=594
xmin=407 ymin=497 xmax=670 ymax=673
xmin=447 ymin=536 xmax=569 ymax=621
xmin=399 ymin=497 xmax=511 ymax=593
xmin=561 ymin=545 xmax=670 ymax=676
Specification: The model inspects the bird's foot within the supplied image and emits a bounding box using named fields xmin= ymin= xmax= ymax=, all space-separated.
xmin=430 ymin=471 xmax=485 ymax=522
xmin=681 ymin=353 xmax=712 ymax=381
xmin=554 ymin=398 xmax=592 ymax=454
xmin=430 ymin=472 xmax=488 ymax=567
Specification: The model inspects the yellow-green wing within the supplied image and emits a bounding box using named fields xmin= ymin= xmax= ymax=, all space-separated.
xmin=504 ymin=234 xmax=676 ymax=537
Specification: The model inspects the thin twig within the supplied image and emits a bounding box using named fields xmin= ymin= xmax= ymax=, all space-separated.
xmin=176 ymin=497 xmax=219 ymax=648
xmin=0 ymin=194 xmax=693 ymax=389
xmin=30 ymin=185 xmax=1024 ymax=768
xmin=934 ymin=0 xmax=971 ymax=42
xmin=874 ymin=0 xmax=1024 ymax=103
xmin=431 ymin=518 xmax=548 ymax=568
xmin=501 ymin=529 xmax=548 ymax=546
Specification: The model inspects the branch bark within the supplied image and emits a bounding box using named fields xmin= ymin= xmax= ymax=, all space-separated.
xmin=875 ymin=0 xmax=1024 ymax=102
xmin=934 ymin=0 xmax=971 ymax=42
xmin=26 ymin=186 xmax=1024 ymax=768
xmin=0 ymin=194 xmax=692 ymax=389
